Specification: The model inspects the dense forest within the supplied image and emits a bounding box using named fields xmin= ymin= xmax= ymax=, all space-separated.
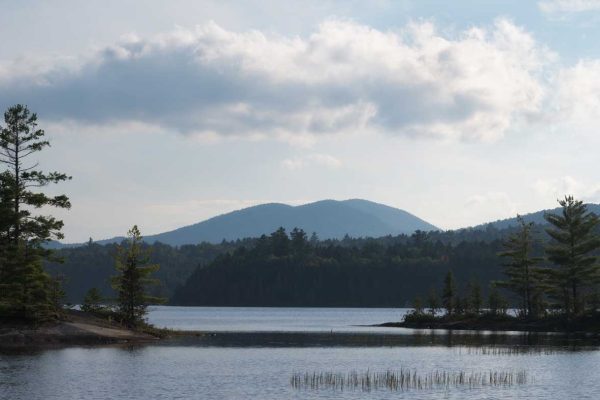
xmin=45 ymin=239 xmax=251 ymax=303
xmin=46 ymin=225 xmax=536 ymax=306
xmin=172 ymin=228 xmax=507 ymax=307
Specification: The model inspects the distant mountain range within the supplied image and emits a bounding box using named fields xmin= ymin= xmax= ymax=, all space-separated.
xmin=49 ymin=199 xmax=600 ymax=249
xmin=54 ymin=199 xmax=438 ymax=247
xmin=475 ymin=204 xmax=600 ymax=230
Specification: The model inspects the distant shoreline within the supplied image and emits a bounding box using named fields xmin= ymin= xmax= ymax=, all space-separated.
xmin=375 ymin=314 xmax=600 ymax=334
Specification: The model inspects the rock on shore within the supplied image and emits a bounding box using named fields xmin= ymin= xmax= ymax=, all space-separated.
xmin=0 ymin=310 xmax=159 ymax=348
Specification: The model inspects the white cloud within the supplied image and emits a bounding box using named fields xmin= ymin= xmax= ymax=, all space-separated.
xmin=534 ymin=176 xmax=600 ymax=202
xmin=539 ymin=0 xmax=600 ymax=13
xmin=282 ymin=153 xmax=342 ymax=170
xmin=0 ymin=19 xmax=551 ymax=142
xmin=553 ymin=60 xmax=600 ymax=128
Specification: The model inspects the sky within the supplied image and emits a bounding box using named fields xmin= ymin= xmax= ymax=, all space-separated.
xmin=2 ymin=0 xmax=600 ymax=242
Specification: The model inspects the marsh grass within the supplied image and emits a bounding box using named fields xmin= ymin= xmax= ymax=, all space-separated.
xmin=454 ymin=346 xmax=560 ymax=356
xmin=290 ymin=369 xmax=529 ymax=391
xmin=453 ymin=345 xmax=597 ymax=356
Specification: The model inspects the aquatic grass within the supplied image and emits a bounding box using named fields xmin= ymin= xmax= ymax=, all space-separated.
xmin=453 ymin=345 xmax=592 ymax=356
xmin=290 ymin=368 xmax=530 ymax=391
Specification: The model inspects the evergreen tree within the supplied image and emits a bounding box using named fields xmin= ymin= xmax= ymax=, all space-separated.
xmin=270 ymin=227 xmax=290 ymax=257
xmin=111 ymin=226 xmax=164 ymax=327
xmin=497 ymin=216 xmax=544 ymax=318
xmin=467 ymin=279 xmax=483 ymax=315
xmin=82 ymin=287 xmax=104 ymax=313
xmin=290 ymin=228 xmax=308 ymax=257
xmin=442 ymin=270 xmax=456 ymax=315
xmin=544 ymin=196 xmax=600 ymax=315
xmin=427 ymin=286 xmax=440 ymax=316
xmin=309 ymin=232 xmax=319 ymax=246
xmin=0 ymin=105 xmax=71 ymax=320
xmin=48 ymin=274 xmax=66 ymax=315
xmin=488 ymin=285 xmax=508 ymax=316
xmin=412 ymin=296 xmax=423 ymax=314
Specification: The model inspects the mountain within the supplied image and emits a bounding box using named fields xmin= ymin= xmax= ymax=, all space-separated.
xmin=476 ymin=203 xmax=600 ymax=230
xmin=86 ymin=199 xmax=438 ymax=246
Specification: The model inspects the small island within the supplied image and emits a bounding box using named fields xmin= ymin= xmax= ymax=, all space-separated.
xmin=378 ymin=198 xmax=600 ymax=335
xmin=378 ymin=313 xmax=600 ymax=333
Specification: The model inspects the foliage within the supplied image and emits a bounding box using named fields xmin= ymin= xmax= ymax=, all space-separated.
xmin=0 ymin=105 xmax=70 ymax=320
xmin=497 ymin=216 xmax=545 ymax=318
xmin=442 ymin=271 xmax=456 ymax=315
xmin=45 ymin=239 xmax=242 ymax=303
xmin=487 ymin=285 xmax=508 ymax=315
xmin=426 ymin=287 xmax=440 ymax=316
xmin=544 ymin=196 xmax=600 ymax=315
xmin=466 ymin=279 xmax=483 ymax=315
xmin=412 ymin=296 xmax=423 ymax=314
xmin=111 ymin=226 xmax=164 ymax=327
xmin=402 ymin=311 xmax=439 ymax=324
xmin=81 ymin=287 xmax=104 ymax=313
xmin=173 ymin=228 xmax=505 ymax=307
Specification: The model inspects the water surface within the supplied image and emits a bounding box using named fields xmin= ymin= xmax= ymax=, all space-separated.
xmin=1 ymin=306 xmax=599 ymax=400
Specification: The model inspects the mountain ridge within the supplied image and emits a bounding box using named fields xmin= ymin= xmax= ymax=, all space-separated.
xmin=52 ymin=200 xmax=600 ymax=249
xmin=473 ymin=203 xmax=600 ymax=230
xmin=57 ymin=199 xmax=439 ymax=247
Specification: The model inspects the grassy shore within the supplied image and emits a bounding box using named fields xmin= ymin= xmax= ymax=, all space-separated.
xmin=378 ymin=312 xmax=600 ymax=333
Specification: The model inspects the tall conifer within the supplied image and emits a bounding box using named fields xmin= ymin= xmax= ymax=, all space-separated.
xmin=544 ymin=196 xmax=600 ymax=315
xmin=497 ymin=216 xmax=544 ymax=318
xmin=442 ymin=270 xmax=456 ymax=315
xmin=111 ymin=226 xmax=164 ymax=327
xmin=0 ymin=105 xmax=70 ymax=319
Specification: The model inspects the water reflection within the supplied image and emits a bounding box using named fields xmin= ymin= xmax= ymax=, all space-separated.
xmin=2 ymin=306 xmax=600 ymax=400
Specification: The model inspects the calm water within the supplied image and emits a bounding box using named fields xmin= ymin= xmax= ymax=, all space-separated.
xmin=146 ymin=306 xmax=407 ymax=333
xmin=1 ymin=306 xmax=600 ymax=400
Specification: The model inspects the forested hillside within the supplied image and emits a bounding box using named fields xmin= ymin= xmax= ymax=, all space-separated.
xmin=172 ymin=228 xmax=508 ymax=307
xmin=47 ymin=224 xmax=539 ymax=305
xmin=45 ymin=240 xmax=248 ymax=303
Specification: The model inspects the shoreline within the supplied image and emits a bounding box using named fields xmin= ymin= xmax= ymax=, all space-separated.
xmin=375 ymin=314 xmax=600 ymax=334
xmin=4 ymin=308 xmax=600 ymax=350
xmin=0 ymin=310 xmax=163 ymax=349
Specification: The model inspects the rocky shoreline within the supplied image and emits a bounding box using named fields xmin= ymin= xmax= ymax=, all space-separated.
xmin=0 ymin=310 xmax=160 ymax=349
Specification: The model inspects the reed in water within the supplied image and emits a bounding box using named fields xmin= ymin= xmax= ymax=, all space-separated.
xmin=290 ymin=368 xmax=529 ymax=391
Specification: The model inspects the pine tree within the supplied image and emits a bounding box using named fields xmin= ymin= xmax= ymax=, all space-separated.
xmin=270 ymin=227 xmax=289 ymax=257
xmin=427 ymin=286 xmax=440 ymax=316
xmin=544 ymin=196 xmax=600 ymax=315
xmin=412 ymin=296 xmax=424 ymax=314
xmin=290 ymin=228 xmax=308 ymax=257
xmin=0 ymin=105 xmax=71 ymax=320
xmin=442 ymin=270 xmax=456 ymax=316
xmin=467 ymin=279 xmax=483 ymax=315
xmin=111 ymin=226 xmax=164 ymax=327
xmin=497 ymin=216 xmax=544 ymax=318
xmin=82 ymin=287 xmax=104 ymax=313
xmin=488 ymin=285 xmax=508 ymax=316
xmin=309 ymin=232 xmax=319 ymax=246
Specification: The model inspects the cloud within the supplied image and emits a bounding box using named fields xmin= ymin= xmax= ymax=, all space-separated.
xmin=282 ymin=153 xmax=342 ymax=170
xmin=0 ymin=19 xmax=551 ymax=142
xmin=539 ymin=0 xmax=600 ymax=14
xmin=533 ymin=176 xmax=600 ymax=202
xmin=553 ymin=60 xmax=600 ymax=127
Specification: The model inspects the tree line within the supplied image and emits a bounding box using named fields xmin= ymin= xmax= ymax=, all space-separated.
xmin=172 ymin=227 xmax=506 ymax=306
